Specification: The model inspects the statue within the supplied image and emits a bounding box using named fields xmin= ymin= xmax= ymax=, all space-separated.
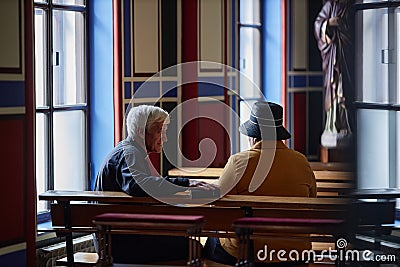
xmin=314 ymin=0 xmax=353 ymax=148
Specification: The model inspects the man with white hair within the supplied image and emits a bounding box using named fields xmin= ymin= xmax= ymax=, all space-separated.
xmin=94 ymin=104 xmax=213 ymax=263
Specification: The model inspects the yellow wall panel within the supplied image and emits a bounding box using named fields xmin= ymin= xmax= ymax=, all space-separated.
xmin=134 ymin=0 xmax=159 ymax=74
xmin=0 ymin=0 xmax=21 ymax=72
xmin=292 ymin=0 xmax=307 ymax=70
xmin=199 ymin=0 xmax=222 ymax=67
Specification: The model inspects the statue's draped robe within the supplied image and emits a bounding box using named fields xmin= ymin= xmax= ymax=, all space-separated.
xmin=314 ymin=0 xmax=352 ymax=146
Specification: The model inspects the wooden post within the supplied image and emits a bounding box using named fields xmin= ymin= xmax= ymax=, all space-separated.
xmin=320 ymin=146 xmax=329 ymax=163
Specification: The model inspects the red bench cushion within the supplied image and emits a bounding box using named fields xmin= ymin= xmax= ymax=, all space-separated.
xmin=93 ymin=213 xmax=204 ymax=224
xmin=233 ymin=217 xmax=345 ymax=227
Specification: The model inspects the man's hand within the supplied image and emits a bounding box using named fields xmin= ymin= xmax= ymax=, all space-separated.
xmin=189 ymin=179 xmax=219 ymax=191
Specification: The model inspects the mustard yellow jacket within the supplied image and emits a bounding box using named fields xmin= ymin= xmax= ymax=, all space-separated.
xmin=218 ymin=140 xmax=317 ymax=262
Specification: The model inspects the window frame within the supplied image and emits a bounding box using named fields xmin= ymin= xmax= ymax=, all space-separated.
xmin=238 ymin=0 xmax=263 ymax=151
xmin=34 ymin=0 xmax=89 ymax=223
xmin=353 ymin=1 xmax=400 ymax=208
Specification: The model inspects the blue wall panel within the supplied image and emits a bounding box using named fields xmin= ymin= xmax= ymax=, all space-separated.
xmin=162 ymin=81 xmax=177 ymax=97
xmin=0 ymin=81 xmax=25 ymax=107
xmin=123 ymin=0 xmax=131 ymax=77
xmin=0 ymin=249 xmax=26 ymax=267
xmin=89 ymin=0 xmax=114 ymax=189
xmin=263 ymin=0 xmax=281 ymax=104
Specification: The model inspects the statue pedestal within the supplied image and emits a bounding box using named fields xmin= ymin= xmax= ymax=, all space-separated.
xmin=320 ymin=146 xmax=354 ymax=164
xmin=320 ymin=146 xmax=329 ymax=163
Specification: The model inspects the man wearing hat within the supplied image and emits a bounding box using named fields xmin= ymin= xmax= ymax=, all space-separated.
xmin=204 ymin=101 xmax=316 ymax=265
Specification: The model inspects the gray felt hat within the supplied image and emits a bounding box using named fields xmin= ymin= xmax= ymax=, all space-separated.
xmin=239 ymin=101 xmax=291 ymax=140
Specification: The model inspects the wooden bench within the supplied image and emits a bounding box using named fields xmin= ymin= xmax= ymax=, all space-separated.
xmin=92 ymin=213 xmax=205 ymax=266
xmin=39 ymin=189 xmax=399 ymax=266
xmin=233 ymin=217 xmax=347 ymax=266
xmin=168 ymin=168 xmax=355 ymax=197
xmin=314 ymin=171 xmax=355 ymax=197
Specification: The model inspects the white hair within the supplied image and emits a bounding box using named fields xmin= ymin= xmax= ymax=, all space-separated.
xmin=126 ymin=105 xmax=169 ymax=138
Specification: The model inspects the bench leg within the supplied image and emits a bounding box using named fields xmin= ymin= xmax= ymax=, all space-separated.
xmin=105 ymin=226 xmax=113 ymax=264
xmin=187 ymin=228 xmax=203 ymax=267
xmin=96 ymin=226 xmax=113 ymax=267
xmin=235 ymin=228 xmax=253 ymax=267
xmin=65 ymin=233 xmax=74 ymax=267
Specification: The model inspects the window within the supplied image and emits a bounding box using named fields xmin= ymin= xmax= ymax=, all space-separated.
xmin=34 ymin=0 xmax=88 ymax=219
xmin=354 ymin=1 xmax=400 ymax=205
xmin=239 ymin=0 xmax=262 ymax=151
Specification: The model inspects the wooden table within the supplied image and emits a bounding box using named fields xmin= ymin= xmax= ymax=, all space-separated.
xmin=168 ymin=167 xmax=223 ymax=178
xmin=169 ymin=168 xmax=355 ymax=197
xmin=168 ymin=167 xmax=354 ymax=181
xmin=168 ymin=167 xmax=354 ymax=188
xmin=168 ymin=162 xmax=354 ymax=177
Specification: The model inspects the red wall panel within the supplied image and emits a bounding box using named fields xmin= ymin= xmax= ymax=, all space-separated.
xmin=0 ymin=118 xmax=25 ymax=245
xmin=181 ymin=0 xmax=199 ymax=164
xmin=198 ymin=101 xmax=229 ymax=167
xmin=149 ymin=153 xmax=160 ymax=174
